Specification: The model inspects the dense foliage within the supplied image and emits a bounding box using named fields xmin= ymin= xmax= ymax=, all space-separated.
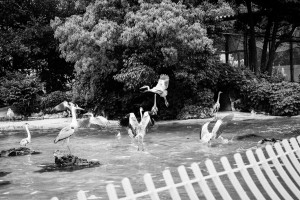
xmin=241 ymin=80 xmax=300 ymax=116
xmin=51 ymin=0 xmax=234 ymax=119
xmin=0 ymin=72 xmax=44 ymax=116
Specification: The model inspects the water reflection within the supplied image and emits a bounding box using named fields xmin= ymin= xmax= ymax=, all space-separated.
xmin=0 ymin=117 xmax=299 ymax=199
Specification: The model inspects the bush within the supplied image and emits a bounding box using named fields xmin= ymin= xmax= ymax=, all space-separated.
xmin=0 ymin=71 xmax=44 ymax=116
xmin=241 ymin=81 xmax=300 ymax=116
xmin=177 ymin=105 xmax=212 ymax=120
xmin=40 ymin=91 xmax=72 ymax=113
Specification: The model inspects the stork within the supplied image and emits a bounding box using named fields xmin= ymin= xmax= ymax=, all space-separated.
xmin=200 ymin=113 xmax=234 ymax=144
xmin=140 ymin=74 xmax=170 ymax=111
xmin=212 ymin=91 xmax=222 ymax=118
xmin=20 ymin=123 xmax=31 ymax=146
xmin=54 ymin=102 xmax=84 ymax=153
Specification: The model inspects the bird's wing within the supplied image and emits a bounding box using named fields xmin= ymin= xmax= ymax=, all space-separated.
xmin=53 ymin=101 xmax=70 ymax=112
xmin=91 ymin=116 xmax=108 ymax=127
xmin=129 ymin=113 xmax=139 ymax=131
xmin=154 ymin=74 xmax=169 ymax=91
xmin=54 ymin=126 xmax=74 ymax=143
xmin=212 ymin=114 xmax=234 ymax=139
xmin=200 ymin=122 xmax=210 ymax=140
xmin=211 ymin=119 xmax=223 ymax=139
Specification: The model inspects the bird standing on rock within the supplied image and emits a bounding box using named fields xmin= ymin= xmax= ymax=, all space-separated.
xmin=54 ymin=102 xmax=84 ymax=154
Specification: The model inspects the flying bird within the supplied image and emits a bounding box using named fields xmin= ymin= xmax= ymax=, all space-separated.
xmin=20 ymin=123 xmax=31 ymax=146
xmin=140 ymin=74 xmax=170 ymax=109
xmin=200 ymin=113 xmax=234 ymax=144
xmin=212 ymin=91 xmax=222 ymax=118
xmin=54 ymin=102 xmax=84 ymax=153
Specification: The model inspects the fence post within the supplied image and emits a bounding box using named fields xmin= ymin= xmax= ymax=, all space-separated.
xmin=163 ymin=169 xmax=181 ymax=200
xmin=144 ymin=173 xmax=160 ymax=200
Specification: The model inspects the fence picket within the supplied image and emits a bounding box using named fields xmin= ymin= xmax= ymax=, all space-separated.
xmin=234 ymin=152 xmax=267 ymax=200
xmin=246 ymin=149 xmax=281 ymax=200
xmin=282 ymin=138 xmax=300 ymax=174
xmin=256 ymin=147 xmax=293 ymax=200
xmin=77 ymin=190 xmax=87 ymax=200
xmin=290 ymin=137 xmax=300 ymax=162
xmin=205 ymin=159 xmax=232 ymax=200
xmin=220 ymin=156 xmax=250 ymax=200
xmin=163 ymin=170 xmax=181 ymax=200
xmin=122 ymin=178 xmax=136 ymax=200
xmin=275 ymin=140 xmax=300 ymax=181
xmin=106 ymin=183 xmax=119 ymax=200
xmin=177 ymin=165 xmax=199 ymax=200
xmin=144 ymin=173 xmax=160 ymax=200
xmin=191 ymin=163 xmax=216 ymax=200
xmin=265 ymin=144 xmax=300 ymax=197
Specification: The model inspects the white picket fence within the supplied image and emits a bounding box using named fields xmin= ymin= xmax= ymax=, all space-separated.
xmin=55 ymin=136 xmax=300 ymax=200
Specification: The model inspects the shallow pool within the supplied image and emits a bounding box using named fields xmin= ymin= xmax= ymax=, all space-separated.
xmin=0 ymin=117 xmax=300 ymax=200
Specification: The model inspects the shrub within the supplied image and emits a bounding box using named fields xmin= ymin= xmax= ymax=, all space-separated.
xmin=0 ymin=71 xmax=44 ymax=116
xmin=241 ymin=81 xmax=300 ymax=116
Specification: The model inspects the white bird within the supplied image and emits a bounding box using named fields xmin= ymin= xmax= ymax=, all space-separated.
xmin=7 ymin=108 xmax=14 ymax=121
xmin=54 ymin=102 xmax=84 ymax=153
xmin=140 ymin=74 xmax=170 ymax=109
xmin=200 ymin=113 xmax=234 ymax=144
xmin=135 ymin=111 xmax=152 ymax=151
xmin=212 ymin=91 xmax=222 ymax=118
xmin=81 ymin=112 xmax=109 ymax=128
xmin=20 ymin=123 xmax=31 ymax=146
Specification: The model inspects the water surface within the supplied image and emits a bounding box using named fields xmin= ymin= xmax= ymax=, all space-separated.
xmin=0 ymin=117 xmax=299 ymax=200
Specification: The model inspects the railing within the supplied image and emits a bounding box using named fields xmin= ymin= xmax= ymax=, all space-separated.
xmin=54 ymin=136 xmax=300 ymax=200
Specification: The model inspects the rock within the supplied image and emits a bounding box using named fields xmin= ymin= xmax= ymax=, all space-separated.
xmin=35 ymin=151 xmax=101 ymax=172
xmin=0 ymin=147 xmax=41 ymax=157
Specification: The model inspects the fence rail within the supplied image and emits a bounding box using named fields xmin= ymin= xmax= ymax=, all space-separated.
xmin=54 ymin=136 xmax=300 ymax=200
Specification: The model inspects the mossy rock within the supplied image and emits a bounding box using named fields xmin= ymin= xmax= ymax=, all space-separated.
xmin=0 ymin=147 xmax=41 ymax=157
xmin=36 ymin=151 xmax=101 ymax=172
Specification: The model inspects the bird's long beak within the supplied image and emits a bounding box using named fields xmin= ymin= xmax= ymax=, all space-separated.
xmin=76 ymin=106 xmax=84 ymax=110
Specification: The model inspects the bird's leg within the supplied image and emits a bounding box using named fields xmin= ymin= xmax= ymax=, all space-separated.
xmin=66 ymin=137 xmax=72 ymax=155
xmin=151 ymin=94 xmax=158 ymax=115
xmin=164 ymin=97 xmax=169 ymax=107
xmin=141 ymin=137 xmax=144 ymax=151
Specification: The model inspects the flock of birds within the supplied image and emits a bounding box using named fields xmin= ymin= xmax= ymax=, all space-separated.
xmin=13 ymin=74 xmax=231 ymax=153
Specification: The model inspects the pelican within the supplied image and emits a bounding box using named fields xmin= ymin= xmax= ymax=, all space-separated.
xmin=200 ymin=113 xmax=234 ymax=144
xmin=212 ymin=91 xmax=222 ymax=118
xmin=54 ymin=102 xmax=84 ymax=153
xmin=81 ymin=112 xmax=109 ymax=128
xmin=20 ymin=123 xmax=31 ymax=146
xmin=7 ymin=108 xmax=14 ymax=121
xmin=140 ymin=74 xmax=169 ymax=110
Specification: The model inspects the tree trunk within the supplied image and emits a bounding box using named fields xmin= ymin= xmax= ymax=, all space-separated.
xmin=245 ymin=0 xmax=259 ymax=75
xmin=266 ymin=21 xmax=279 ymax=75
xmin=260 ymin=18 xmax=272 ymax=73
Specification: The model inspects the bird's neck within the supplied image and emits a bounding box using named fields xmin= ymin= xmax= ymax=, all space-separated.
xmin=71 ymin=108 xmax=77 ymax=125
xmin=154 ymin=94 xmax=157 ymax=106
xmin=217 ymin=92 xmax=221 ymax=102
xmin=25 ymin=126 xmax=31 ymax=139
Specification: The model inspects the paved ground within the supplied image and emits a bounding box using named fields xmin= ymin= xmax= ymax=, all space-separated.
xmin=0 ymin=111 xmax=290 ymax=130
